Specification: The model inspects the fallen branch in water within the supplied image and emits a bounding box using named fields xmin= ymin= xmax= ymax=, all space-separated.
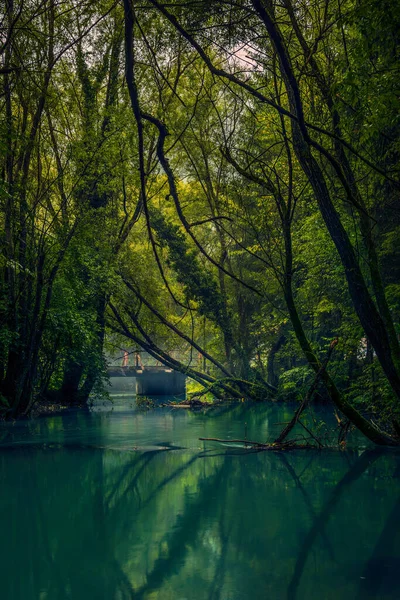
xmin=199 ymin=341 xmax=338 ymax=451
xmin=297 ymin=420 xmax=324 ymax=448
xmin=198 ymin=342 xmax=337 ymax=452
xmin=334 ymin=410 xmax=352 ymax=447
xmin=167 ymin=398 xmax=211 ymax=409
xmin=199 ymin=437 xmax=315 ymax=451
xmin=274 ymin=338 xmax=338 ymax=446
xmin=275 ymin=419 xmax=324 ymax=448
xmin=200 ymin=436 xmax=268 ymax=447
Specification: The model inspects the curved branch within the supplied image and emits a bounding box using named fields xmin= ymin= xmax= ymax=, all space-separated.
xmin=118 ymin=273 xmax=236 ymax=380
xmin=108 ymin=302 xmax=245 ymax=399
xmin=123 ymin=0 xmax=191 ymax=310
xmin=146 ymin=0 xmax=398 ymax=185
xmin=142 ymin=111 xmax=263 ymax=297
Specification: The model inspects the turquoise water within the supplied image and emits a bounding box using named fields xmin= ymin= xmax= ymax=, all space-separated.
xmin=1 ymin=394 xmax=400 ymax=599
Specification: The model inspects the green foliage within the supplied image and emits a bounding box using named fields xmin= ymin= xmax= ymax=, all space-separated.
xmin=277 ymin=366 xmax=313 ymax=400
xmin=1 ymin=0 xmax=399 ymax=436
xmin=151 ymin=210 xmax=230 ymax=331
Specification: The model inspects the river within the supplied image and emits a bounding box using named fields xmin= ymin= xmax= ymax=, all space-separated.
xmin=1 ymin=390 xmax=400 ymax=599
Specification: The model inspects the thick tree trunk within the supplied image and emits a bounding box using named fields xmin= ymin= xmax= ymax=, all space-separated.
xmin=79 ymin=294 xmax=107 ymax=403
xmin=283 ymin=0 xmax=400 ymax=371
xmin=61 ymin=360 xmax=85 ymax=404
xmin=282 ymin=222 xmax=397 ymax=445
xmin=252 ymin=0 xmax=400 ymax=402
xmin=267 ymin=329 xmax=286 ymax=388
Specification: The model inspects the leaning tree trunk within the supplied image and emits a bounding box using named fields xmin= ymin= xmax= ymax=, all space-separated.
xmin=282 ymin=220 xmax=397 ymax=445
xmin=267 ymin=328 xmax=286 ymax=388
xmin=252 ymin=0 xmax=400 ymax=402
xmin=282 ymin=0 xmax=400 ymax=372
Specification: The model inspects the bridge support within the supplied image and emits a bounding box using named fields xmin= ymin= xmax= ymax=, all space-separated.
xmin=107 ymin=365 xmax=186 ymax=397
xmin=136 ymin=370 xmax=186 ymax=397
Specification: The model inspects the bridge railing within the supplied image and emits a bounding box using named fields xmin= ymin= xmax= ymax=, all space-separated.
xmin=106 ymin=350 xmax=188 ymax=369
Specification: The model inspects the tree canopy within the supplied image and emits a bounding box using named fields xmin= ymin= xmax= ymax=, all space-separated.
xmin=1 ymin=0 xmax=399 ymax=444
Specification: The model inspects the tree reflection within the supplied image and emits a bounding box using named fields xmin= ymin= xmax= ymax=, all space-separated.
xmin=286 ymin=449 xmax=383 ymax=600
xmin=1 ymin=413 xmax=400 ymax=600
xmin=357 ymin=495 xmax=400 ymax=599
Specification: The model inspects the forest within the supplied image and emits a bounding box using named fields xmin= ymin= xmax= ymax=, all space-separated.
xmin=1 ymin=0 xmax=400 ymax=446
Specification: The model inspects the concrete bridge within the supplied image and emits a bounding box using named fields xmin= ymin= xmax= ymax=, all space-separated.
xmin=107 ymin=364 xmax=186 ymax=397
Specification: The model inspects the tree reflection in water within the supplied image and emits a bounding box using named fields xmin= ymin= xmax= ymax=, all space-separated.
xmin=1 ymin=406 xmax=400 ymax=599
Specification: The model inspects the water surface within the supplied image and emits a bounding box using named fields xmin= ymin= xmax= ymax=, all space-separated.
xmin=1 ymin=393 xmax=399 ymax=600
